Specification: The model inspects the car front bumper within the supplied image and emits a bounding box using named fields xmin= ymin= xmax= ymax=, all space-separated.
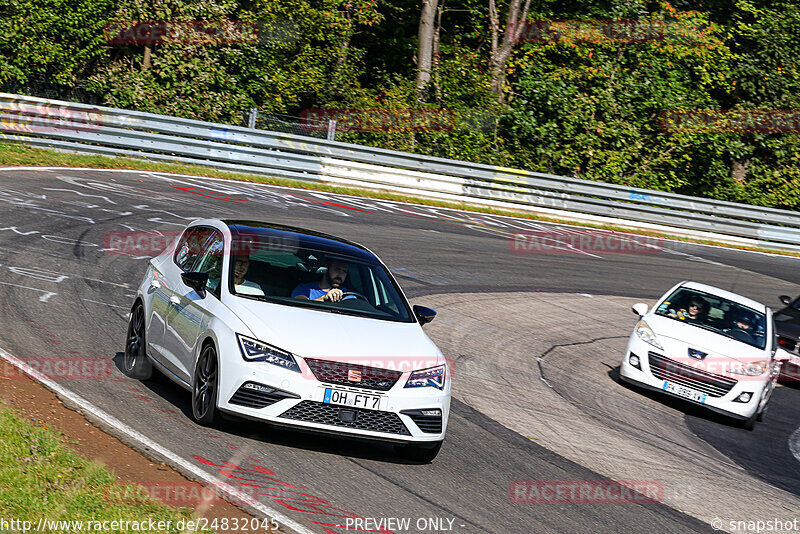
xmin=217 ymin=353 xmax=450 ymax=444
xmin=619 ymin=335 xmax=769 ymax=420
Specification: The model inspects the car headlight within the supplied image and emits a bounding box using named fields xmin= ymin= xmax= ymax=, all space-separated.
xmin=405 ymin=364 xmax=446 ymax=390
xmin=236 ymin=334 xmax=300 ymax=373
xmin=635 ymin=320 xmax=663 ymax=350
xmin=728 ymin=361 xmax=768 ymax=376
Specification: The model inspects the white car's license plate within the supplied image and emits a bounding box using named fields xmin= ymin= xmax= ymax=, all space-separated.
xmin=323 ymin=388 xmax=383 ymax=410
xmin=662 ymin=380 xmax=706 ymax=404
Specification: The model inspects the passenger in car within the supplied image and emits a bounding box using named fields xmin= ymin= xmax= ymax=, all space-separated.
xmin=669 ymin=296 xmax=710 ymax=323
xmin=292 ymin=259 xmax=353 ymax=302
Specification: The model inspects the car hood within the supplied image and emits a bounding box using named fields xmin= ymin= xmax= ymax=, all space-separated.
xmin=228 ymin=299 xmax=444 ymax=370
xmin=647 ymin=315 xmax=766 ymax=364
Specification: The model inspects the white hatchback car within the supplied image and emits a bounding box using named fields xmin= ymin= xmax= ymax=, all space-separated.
xmin=620 ymin=281 xmax=790 ymax=430
xmin=124 ymin=219 xmax=450 ymax=461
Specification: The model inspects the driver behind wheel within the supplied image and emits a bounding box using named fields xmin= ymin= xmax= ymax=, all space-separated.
xmin=729 ymin=310 xmax=756 ymax=333
xmin=292 ymin=259 xmax=355 ymax=302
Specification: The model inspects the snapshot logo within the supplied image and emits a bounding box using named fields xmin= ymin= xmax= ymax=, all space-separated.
xmin=2 ymin=357 xmax=112 ymax=381
xmin=104 ymin=20 xmax=258 ymax=45
xmin=509 ymin=230 xmax=663 ymax=255
xmin=300 ymin=108 xmax=494 ymax=133
xmin=0 ymin=99 xmax=103 ymax=135
xmin=509 ymin=480 xmax=663 ymax=504
xmin=661 ymin=109 xmax=800 ymax=134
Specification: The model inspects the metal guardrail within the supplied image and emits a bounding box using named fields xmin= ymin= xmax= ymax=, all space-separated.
xmin=1 ymin=92 xmax=799 ymax=251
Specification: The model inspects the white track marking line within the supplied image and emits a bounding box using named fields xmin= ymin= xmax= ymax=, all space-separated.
xmin=0 ymin=346 xmax=315 ymax=534
xmin=790 ymin=426 xmax=800 ymax=464
xmin=4 ymin=166 xmax=800 ymax=260
xmin=0 ymin=281 xmax=58 ymax=302
xmin=79 ymin=298 xmax=128 ymax=309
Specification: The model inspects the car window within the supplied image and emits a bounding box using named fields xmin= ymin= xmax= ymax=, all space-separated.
xmin=174 ymin=227 xmax=215 ymax=272
xmin=226 ymin=238 xmax=413 ymax=322
xmin=193 ymin=231 xmax=224 ymax=298
xmin=655 ymin=287 xmax=767 ymax=349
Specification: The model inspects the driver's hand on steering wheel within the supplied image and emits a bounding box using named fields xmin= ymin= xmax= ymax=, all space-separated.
xmin=322 ymin=288 xmax=344 ymax=302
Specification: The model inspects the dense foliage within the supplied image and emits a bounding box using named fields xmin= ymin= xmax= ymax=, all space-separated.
xmin=1 ymin=0 xmax=799 ymax=208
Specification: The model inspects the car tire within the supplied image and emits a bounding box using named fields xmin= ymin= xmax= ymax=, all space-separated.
xmin=394 ymin=441 xmax=443 ymax=463
xmin=192 ymin=344 xmax=219 ymax=426
xmin=123 ymin=302 xmax=153 ymax=380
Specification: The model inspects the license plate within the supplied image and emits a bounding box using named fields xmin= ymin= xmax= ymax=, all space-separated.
xmin=662 ymin=381 xmax=706 ymax=404
xmin=323 ymin=388 xmax=382 ymax=410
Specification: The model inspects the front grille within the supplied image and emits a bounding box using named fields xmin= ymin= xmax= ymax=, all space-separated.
xmin=401 ymin=410 xmax=443 ymax=434
xmin=279 ymin=401 xmax=410 ymax=435
xmin=229 ymin=382 xmax=300 ymax=409
xmin=304 ymin=358 xmax=402 ymax=391
xmin=648 ymin=352 xmax=737 ymax=398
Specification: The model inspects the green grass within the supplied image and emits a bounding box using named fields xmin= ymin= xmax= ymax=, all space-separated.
xmin=0 ymin=406 xmax=201 ymax=533
xmin=1 ymin=141 xmax=797 ymax=258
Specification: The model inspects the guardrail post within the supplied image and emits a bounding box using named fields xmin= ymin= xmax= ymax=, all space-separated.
xmin=247 ymin=108 xmax=258 ymax=129
xmin=327 ymin=119 xmax=337 ymax=141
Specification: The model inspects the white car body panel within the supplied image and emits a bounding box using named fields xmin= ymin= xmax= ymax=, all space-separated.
xmin=134 ymin=219 xmax=450 ymax=445
xmin=620 ymin=281 xmax=781 ymax=422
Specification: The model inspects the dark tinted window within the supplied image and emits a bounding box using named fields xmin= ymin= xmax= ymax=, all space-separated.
xmin=173 ymin=227 xmax=216 ymax=272
xmin=193 ymin=231 xmax=225 ymax=298
xmin=655 ymin=287 xmax=767 ymax=349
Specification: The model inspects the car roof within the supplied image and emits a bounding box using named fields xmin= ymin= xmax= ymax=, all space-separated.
xmin=222 ymin=219 xmax=379 ymax=263
xmin=680 ymin=281 xmax=767 ymax=313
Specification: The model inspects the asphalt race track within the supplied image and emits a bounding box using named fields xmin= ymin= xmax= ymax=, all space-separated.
xmin=1 ymin=167 xmax=799 ymax=533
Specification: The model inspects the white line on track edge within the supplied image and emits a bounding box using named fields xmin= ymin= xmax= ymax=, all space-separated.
xmin=0 ymin=345 xmax=316 ymax=534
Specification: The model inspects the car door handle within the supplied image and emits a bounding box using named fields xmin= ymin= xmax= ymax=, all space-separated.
xmin=169 ymin=295 xmax=180 ymax=305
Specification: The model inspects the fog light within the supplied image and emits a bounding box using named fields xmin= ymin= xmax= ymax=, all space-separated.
xmin=735 ymin=392 xmax=753 ymax=403
xmin=421 ymin=409 xmax=441 ymax=416
xmin=629 ymin=353 xmax=641 ymax=370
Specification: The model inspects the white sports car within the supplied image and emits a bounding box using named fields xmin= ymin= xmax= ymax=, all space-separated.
xmin=620 ymin=281 xmax=791 ymax=430
xmin=124 ymin=219 xmax=450 ymax=461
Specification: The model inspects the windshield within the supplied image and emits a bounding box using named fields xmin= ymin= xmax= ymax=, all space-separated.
xmin=655 ymin=287 xmax=767 ymax=349
xmin=227 ymin=241 xmax=414 ymax=323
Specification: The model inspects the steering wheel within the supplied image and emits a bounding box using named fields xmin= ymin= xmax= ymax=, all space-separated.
xmin=340 ymin=291 xmax=369 ymax=301
xmin=726 ymin=328 xmax=755 ymax=343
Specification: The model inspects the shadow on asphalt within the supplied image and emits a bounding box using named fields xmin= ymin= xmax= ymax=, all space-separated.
xmin=607 ymin=365 xmax=800 ymax=497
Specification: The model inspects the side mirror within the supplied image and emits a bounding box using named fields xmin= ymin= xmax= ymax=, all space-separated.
xmin=632 ymin=303 xmax=649 ymax=317
xmin=413 ymin=305 xmax=437 ymax=325
xmin=181 ymin=271 xmax=209 ymax=298
xmin=779 ymin=295 xmax=792 ymax=306
xmin=775 ymin=347 xmax=793 ymax=363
